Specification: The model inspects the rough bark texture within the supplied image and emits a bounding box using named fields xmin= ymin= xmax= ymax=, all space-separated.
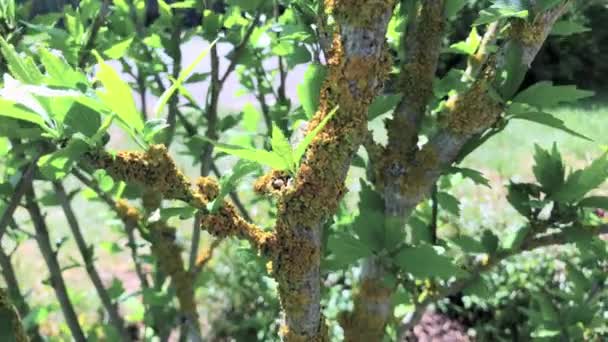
xmin=264 ymin=1 xmax=395 ymax=340
xmin=342 ymin=2 xmax=446 ymax=340
xmin=342 ymin=1 xmax=572 ymax=339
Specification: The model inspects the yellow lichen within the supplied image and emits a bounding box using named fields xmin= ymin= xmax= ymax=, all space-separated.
xmin=443 ymin=63 xmax=503 ymax=135
xmin=326 ymin=0 xmax=394 ymax=28
xmin=115 ymin=199 xmax=142 ymax=226
xmin=400 ymin=145 xmax=439 ymax=197
xmin=510 ymin=18 xmax=546 ymax=45
xmin=149 ymin=222 xmax=197 ymax=319
xmin=279 ymin=316 xmax=329 ymax=342
xmin=91 ymin=144 xmax=192 ymax=202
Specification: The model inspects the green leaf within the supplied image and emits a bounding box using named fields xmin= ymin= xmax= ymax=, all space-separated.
xmin=160 ymin=205 xmax=197 ymax=220
xmin=0 ymin=36 xmax=43 ymax=84
xmin=39 ymin=48 xmax=87 ymax=88
xmin=474 ymin=6 xmax=528 ymax=26
xmin=103 ymin=36 xmax=134 ymax=59
xmin=447 ymin=167 xmax=490 ymax=188
xmin=38 ymin=138 xmax=89 ymax=180
xmin=553 ymin=153 xmax=608 ymax=203
xmin=507 ymin=182 xmax=533 ymax=217
xmin=551 ymin=20 xmax=590 ymax=36
xmin=142 ymin=119 xmax=169 ymax=144
xmin=437 ymin=192 xmax=460 ymax=216
xmin=226 ymin=0 xmax=263 ymax=12
xmin=395 ymin=244 xmax=466 ymax=279
xmin=207 ymin=138 xmax=288 ymax=170
xmin=154 ymin=38 xmax=218 ymax=118
xmin=0 ymin=99 xmax=48 ymax=128
xmin=513 ymin=81 xmax=595 ymax=108
xmin=511 ymin=112 xmax=591 ymax=141
xmin=532 ymin=143 xmax=565 ymax=193
xmin=93 ymin=51 xmax=143 ymax=132
xmin=502 ymin=225 xmax=531 ymax=251
xmin=444 ymin=0 xmax=467 ymax=17
xmin=578 ymin=196 xmax=608 ymax=210
xmin=327 ymin=231 xmax=372 ymax=269
xmin=352 ymin=180 xmax=385 ymax=252
xmin=92 ymin=170 xmax=115 ymax=192
xmin=271 ymin=124 xmax=296 ymax=174
xmin=368 ymin=94 xmax=402 ymax=120
xmin=447 ymin=27 xmax=481 ymax=55
xmin=242 ymin=103 xmax=259 ymax=132
xmin=481 ymin=229 xmax=499 ymax=254
xmin=207 ymin=160 xmax=258 ymax=213
xmin=297 ymin=64 xmax=327 ymax=119
xmin=293 ymin=105 xmax=339 ymax=164
xmin=107 ymin=278 xmax=125 ymax=300
xmin=537 ymin=0 xmax=562 ymax=11
xmin=449 ymin=235 xmax=486 ymax=254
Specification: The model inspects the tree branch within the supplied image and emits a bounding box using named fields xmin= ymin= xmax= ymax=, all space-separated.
xmin=24 ymin=185 xmax=86 ymax=342
xmin=53 ymin=182 xmax=129 ymax=340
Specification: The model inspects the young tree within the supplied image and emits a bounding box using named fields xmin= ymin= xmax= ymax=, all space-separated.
xmin=0 ymin=0 xmax=606 ymax=341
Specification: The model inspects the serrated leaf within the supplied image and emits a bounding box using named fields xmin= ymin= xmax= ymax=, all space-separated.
xmin=437 ymin=192 xmax=460 ymax=215
xmin=160 ymin=205 xmax=197 ymax=220
xmin=449 ymin=235 xmax=486 ymax=254
xmin=39 ymin=48 xmax=87 ymax=88
xmin=481 ymin=229 xmax=499 ymax=254
xmin=297 ymin=64 xmax=327 ymax=119
xmin=537 ymin=0 xmax=562 ymax=11
xmin=0 ymin=36 xmax=43 ymax=84
xmin=271 ymin=124 xmax=296 ymax=174
xmin=327 ymin=231 xmax=372 ymax=269
xmin=155 ymin=38 xmax=218 ymax=118
xmin=553 ymin=153 xmax=608 ymax=203
xmin=93 ymin=51 xmax=143 ymax=132
xmin=293 ymin=105 xmax=339 ymax=164
xmin=368 ymin=94 xmax=402 ymax=120
xmin=242 ymin=103 xmax=259 ymax=132
xmin=511 ymin=112 xmax=591 ymax=141
xmin=532 ymin=143 xmax=565 ymax=193
xmin=447 ymin=167 xmax=490 ymax=188
xmin=395 ymin=244 xmax=467 ymax=279
xmin=513 ymin=81 xmax=595 ymax=108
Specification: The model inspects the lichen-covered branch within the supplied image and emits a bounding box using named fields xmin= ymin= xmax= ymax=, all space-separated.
xmin=258 ymin=1 xmax=395 ymax=340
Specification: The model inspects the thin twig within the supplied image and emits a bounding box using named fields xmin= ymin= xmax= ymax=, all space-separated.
xmin=24 ymin=185 xmax=87 ymax=342
xmin=53 ymin=182 xmax=129 ymax=340
xmin=78 ymin=0 xmax=111 ymax=68
xmin=0 ymin=155 xmax=39 ymax=243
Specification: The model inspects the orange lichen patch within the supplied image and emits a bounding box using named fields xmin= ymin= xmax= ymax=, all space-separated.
xmin=115 ymin=199 xmax=142 ymax=226
xmin=149 ymin=222 xmax=197 ymax=319
xmin=510 ymin=18 xmax=545 ymax=46
xmin=91 ymin=144 xmax=192 ymax=202
xmin=201 ymin=203 xmax=274 ymax=253
xmin=443 ymin=64 xmax=503 ymax=136
xmin=195 ymin=176 xmax=219 ymax=202
xmin=0 ymin=288 xmax=30 ymax=342
xmin=327 ymin=0 xmax=394 ymax=28
xmin=253 ymin=170 xmax=290 ymax=196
